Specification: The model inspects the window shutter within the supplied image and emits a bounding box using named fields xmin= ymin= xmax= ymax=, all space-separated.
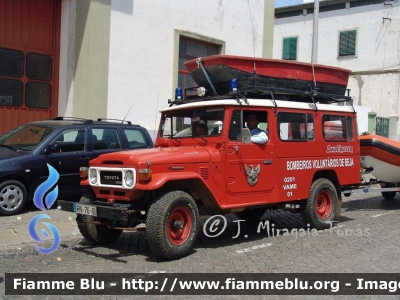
xmin=339 ymin=31 xmax=348 ymax=56
xmin=283 ymin=37 xmax=297 ymax=60
xmin=283 ymin=38 xmax=291 ymax=60
xmin=347 ymin=30 xmax=356 ymax=55
xmin=339 ymin=30 xmax=356 ymax=56
xmin=289 ymin=38 xmax=297 ymax=60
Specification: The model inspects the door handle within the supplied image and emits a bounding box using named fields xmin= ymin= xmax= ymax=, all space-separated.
xmin=264 ymin=160 xmax=272 ymax=165
xmin=79 ymin=157 xmax=90 ymax=161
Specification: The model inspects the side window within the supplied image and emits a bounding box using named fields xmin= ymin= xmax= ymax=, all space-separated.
xmin=278 ymin=112 xmax=313 ymax=141
xmin=123 ymin=129 xmax=148 ymax=149
xmin=51 ymin=129 xmax=86 ymax=152
xmin=322 ymin=115 xmax=353 ymax=141
xmin=229 ymin=110 xmax=242 ymax=141
xmin=92 ymin=128 xmax=121 ymax=150
xmin=346 ymin=116 xmax=354 ymax=140
xmin=229 ymin=110 xmax=268 ymax=141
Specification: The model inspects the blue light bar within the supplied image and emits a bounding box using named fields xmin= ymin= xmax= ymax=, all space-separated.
xmin=175 ymin=87 xmax=183 ymax=100
xmin=230 ymin=79 xmax=238 ymax=93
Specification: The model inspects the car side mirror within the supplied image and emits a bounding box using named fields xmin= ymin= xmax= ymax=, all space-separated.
xmin=241 ymin=128 xmax=251 ymax=144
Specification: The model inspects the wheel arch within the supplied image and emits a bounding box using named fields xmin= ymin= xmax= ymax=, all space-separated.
xmin=0 ymin=175 xmax=32 ymax=200
xmin=151 ymin=178 xmax=220 ymax=211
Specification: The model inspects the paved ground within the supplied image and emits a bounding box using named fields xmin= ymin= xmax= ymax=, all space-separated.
xmin=0 ymin=190 xmax=400 ymax=299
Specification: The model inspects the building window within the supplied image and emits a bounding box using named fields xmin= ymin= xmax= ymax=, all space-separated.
xmin=282 ymin=37 xmax=297 ymax=60
xmin=0 ymin=47 xmax=52 ymax=108
xmin=25 ymin=82 xmax=52 ymax=109
xmin=0 ymin=48 xmax=24 ymax=78
xmin=27 ymin=53 xmax=52 ymax=81
xmin=178 ymin=37 xmax=220 ymax=93
xmin=339 ymin=30 xmax=356 ymax=57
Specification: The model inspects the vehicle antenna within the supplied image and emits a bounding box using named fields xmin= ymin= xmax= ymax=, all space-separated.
xmin=123 ymin=105 xmax=133 ymax=122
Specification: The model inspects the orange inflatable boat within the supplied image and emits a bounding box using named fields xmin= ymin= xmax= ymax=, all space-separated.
xmin=360 ymin=134 xmax=400 ymax=183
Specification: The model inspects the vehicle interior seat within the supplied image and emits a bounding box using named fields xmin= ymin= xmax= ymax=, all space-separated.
xmin=103 ymin=129 xmax=120 ymax=149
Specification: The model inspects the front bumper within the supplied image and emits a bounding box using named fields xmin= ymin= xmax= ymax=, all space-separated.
xmin=57 ymin=200 xmax=132 ymax=221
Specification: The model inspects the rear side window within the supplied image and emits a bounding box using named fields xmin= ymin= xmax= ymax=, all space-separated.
xmin=92 ymin=128 xmax=121 ymax=150
xmin=278 ymin=112 xmax=314 ymax=141
xmin=322 ymin=115 xmax=353 ymax=141
xmin=123 ymin=129 xmax=148 ymax=149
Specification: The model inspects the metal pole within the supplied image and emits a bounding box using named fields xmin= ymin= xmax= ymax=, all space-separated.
xmin=311 ymin=0 xmax=319 ymax=64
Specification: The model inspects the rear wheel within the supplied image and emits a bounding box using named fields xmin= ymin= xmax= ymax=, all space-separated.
xmin=382 ymin=191 xmax=397 ymax=200
xmin=0 ymin=180 xmax=28 ymax=216
xmin=146 ymin=191 xmax=199 ymax=260
xmin=301 ymin=179 xmax=338 ymax=230
xmin=76 ymin=191 xmax=123 ymax=244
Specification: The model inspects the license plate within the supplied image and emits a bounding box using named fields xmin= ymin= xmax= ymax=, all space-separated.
xmin=76 ymin=204 xmax=97 ymax=216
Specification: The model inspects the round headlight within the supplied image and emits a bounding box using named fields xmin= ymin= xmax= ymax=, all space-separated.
xmin=89 ymin=169 xmax=97 ymax=184
xmin=124 ymin=170 xmax=134 ymax=187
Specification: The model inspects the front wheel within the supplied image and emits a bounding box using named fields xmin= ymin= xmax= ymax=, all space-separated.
xmin=0 ymin=180 xmax=28 ymax=216
xmin=146 ymin=191 xmax=199 ymax=260
xmin=301 ymin=179 xmax=338 ymax=230
xmin=76 ymin=191 xmax=123 ymax=244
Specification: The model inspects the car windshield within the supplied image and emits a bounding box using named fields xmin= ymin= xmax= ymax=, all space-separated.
xmin=159 ymin=107 xmax=224 ymax=138
xmin=0 ymin=124 xmax=57 ymax=151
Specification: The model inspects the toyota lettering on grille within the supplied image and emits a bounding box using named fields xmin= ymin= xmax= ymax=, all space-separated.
xmin=100 ymin=171 xmax=123 ymax=185
xmin=104 ymin=176 xmax=120 ymax=180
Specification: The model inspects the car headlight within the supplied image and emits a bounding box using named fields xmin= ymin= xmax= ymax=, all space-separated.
xmin=124 ymin=170 xmax=134 ymax=187
xmin=89 ymin=168 xmax=97 ymax=184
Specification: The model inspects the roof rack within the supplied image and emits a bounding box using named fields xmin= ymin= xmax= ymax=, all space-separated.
xmin=97 ymin=118 xmax=132 ymax=125
xmin=170 ymin=85 xmax=351 ymax=103
xmin=53 ymin=116 xmax=93 ymax=124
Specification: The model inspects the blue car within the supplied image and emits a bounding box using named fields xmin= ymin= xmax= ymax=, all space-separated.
xmin=0 ymin=117 xmax=153 ymax=216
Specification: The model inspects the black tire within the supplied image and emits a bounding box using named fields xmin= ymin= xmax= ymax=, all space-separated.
xmin=146 ymin=191 xmax=199 ymax=260
xmin=300 ymin=178 xmax=338 ymax=230
xmin=236 ymin=208 xmax=265 ymax=222
xmin=382 ymin=191 xmax=397 ymax=200
xmin=0 ymin=180 xmax=28 ymax=216
xmin=76 ymin=191 xmax=123 ymax=244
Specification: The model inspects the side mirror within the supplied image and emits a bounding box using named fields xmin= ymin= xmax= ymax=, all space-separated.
xmin=241 ymin=128 xmax=251 ymax=144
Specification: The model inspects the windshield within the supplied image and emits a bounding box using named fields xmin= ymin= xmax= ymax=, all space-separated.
xmin=0 ymin=124 xmax=57 ymax=151
xmin=159 ymin=107 xmax=224 ymax=138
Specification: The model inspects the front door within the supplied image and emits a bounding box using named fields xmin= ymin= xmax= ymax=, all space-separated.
xmin=225 ymin=109 xmax=275 ymax=205
xmin=42 ymin=127 xmax=91 ymax=196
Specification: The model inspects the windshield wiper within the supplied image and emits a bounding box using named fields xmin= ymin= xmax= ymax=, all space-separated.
xmin=171 ymin=136 xmax=182 ymax=144
xmin=192 ymin=135 xmax=208 ymax=143
xmin=0 ymin=145 xmax=18 ymax=151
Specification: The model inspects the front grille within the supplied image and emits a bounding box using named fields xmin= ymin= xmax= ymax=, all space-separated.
xmin=100 ymin=170 xmax=123 ymax=186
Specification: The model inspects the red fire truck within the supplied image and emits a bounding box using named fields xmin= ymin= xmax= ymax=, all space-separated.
xmin=58 ymin=56 xmax=367 ymax=260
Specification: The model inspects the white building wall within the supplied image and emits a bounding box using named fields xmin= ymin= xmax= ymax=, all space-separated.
xmin=108 ymin=0 xmax=267 ymax=137
xmin=274 ymin=1 xmax=400 ymax=124
xmin=59 ymin=0 xmax=76 ymax=117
